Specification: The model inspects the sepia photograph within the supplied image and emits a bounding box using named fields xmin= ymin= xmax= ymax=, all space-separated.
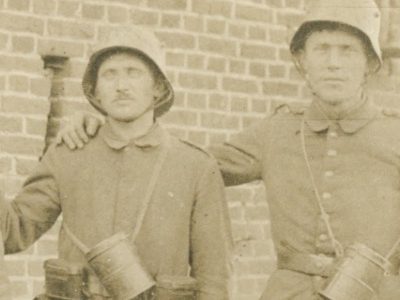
xmin=0 ymin=0 xmax=400 ymax=299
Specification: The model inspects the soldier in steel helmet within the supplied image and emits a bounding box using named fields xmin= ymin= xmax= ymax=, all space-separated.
xmin=0 ymin=26 xmax=232 ymax=300
xmin=57 ymin=0 xmax=400 ymax=299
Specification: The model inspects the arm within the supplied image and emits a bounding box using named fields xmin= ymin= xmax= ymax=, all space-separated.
xmin=190 ymin=159 xmax=233 ymax=300
xmin=208 ymin=118 xmax=268 ymax=186
xmin=0 ymin=146 xmax=61 ymax=253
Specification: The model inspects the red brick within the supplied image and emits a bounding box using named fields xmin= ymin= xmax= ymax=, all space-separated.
xmin=82 ymin=3 xmax=105 ymax=20
xmin=105 ymin=5 xmax=127 ymax=23
xmin=11 ymin=35 xmax=34 ymax=53
xmin=249 ymin=26 xmax=267 ymax=40
xmin=166 ymin=52 xmax=185 ymax=67
xmin=130 ymin=9 xmax=158 ymax=25
xmin=229 ymin=24 xmax=246 ymax=39
xmin=253 ymin=240 xmax=273 ymax=257
xmin=187 ymin=92 xmax=207 ymax=109
xmin=33 ymin=279 xmax=46 ymax=295
xmin=206 ymin=19 xmax=226 ymax=35
xmin=47 ymin=20 xmax=95 ymax=40
xmin=231 ymin=96 xmax=249 ymax=112
xmin=245 ymin=206 xmax=269 ymax=221
xmin=249 ymin=63 xmax=266 ymax=77
xmin=201 ymin=112 xmax=239 ymax=129
xmin=157 ymin=32 xmax=195 ymax=49
xmin=26 ymin=118 xmax=47 ymax=136
xmin=0 ymin=136 xmax=44 ymax=156
xmin=33 ymin=0 xmax=56 ymax=14
xmin=28 ymin=260 xmax=44 ymax=277
xmin=229 ymin=59 xmax=246 ymax=74
xmin=277 ymin=11 xmax=303 ymax=27
xmin=268 ymin=0 xmax=284 ymax=7
xmin=0 ymin=32 xmax=8 ymax=50
xmin=236 ymin=278 xmax=259 ymax=294
xmin=147 ymin=0 xmax=187 ymax=10
xmin=269 ymin=64 xmax=286 ymax=78
xmin=241 ymin=44 xmax=276 ymax=60
xmin=10 ymin=280 xmax=29 ymax=297
xmin=0 ymin=12 xmax=44 ymax=34
xmin=6 ymin=0 xmax=29 ymax=11
xmin=161 ymin=13 xmax=181 ymax=28
xmin=251 ymin=98 xmax=267 ymax=113
xmin=2 ymin=95 xmax=49 ymax=115
xmin=178 ymin=72 xmax=217 ymax=90
xmin=209 ymin=93 xmax=229 ymax=111
xmin=199 ymin=36 xmax=236 ymax=56
xmin=16 ymin=157 xmax=38 ymax=175
xmin=38 ymin=39 xmax=84 ymax=58
xmin=5 ymin=260 xmax=26 ymax=276
xmin=162 ymin=110 xmax=198 ymax=126
xmin=9 ymin=75 xmax=30 ymax=92
xmin=223 ymin=77 xmax=258 ymax=93
xmin=263 ymin=81 xmax=299 ymax=97
xmin=30 ymin=78 xmax=51 ymax=97
xmin=0 ymin=56 xmax=44 ymax=73
xmin=187 ymin=54 xmax=205 ymax=69
xmin=207 ymin=57 xmax=226 ymax=72
xmin=0 ymin=157 xmax=12 ymax=173
xmin=285 ymin=0 xmax=303 ymax=9
xmin=57 ymin=0 xmax=80 ymax=17
xmin=270 ymin=27 xmax=287 ymax=44
xmin=235 ymin=4 xmax=273 ymax=23
xmin=192 ymin=0 xmax=232 ymax=18
xmin=184 ymin=16 xmax=204 ymax=32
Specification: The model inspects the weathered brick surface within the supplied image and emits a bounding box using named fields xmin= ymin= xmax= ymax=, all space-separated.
xmin=0 ymin=1 xmax=398 ymax=299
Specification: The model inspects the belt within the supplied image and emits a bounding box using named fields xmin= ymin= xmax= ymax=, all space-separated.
xmin=277 ymin=252 xmax=336 ymax=277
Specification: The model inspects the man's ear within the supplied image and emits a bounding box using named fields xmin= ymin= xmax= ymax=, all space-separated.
xmin=152 ymin=80 xmax=168 ymax=101
xmin=293 ymin=50 xmax=310 ymax=80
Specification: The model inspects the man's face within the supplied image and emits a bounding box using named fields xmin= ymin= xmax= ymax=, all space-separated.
xmin=95 ymin=52 xmax=158 ymax=122
xmin=298 ymin=30 xmax=370 ymax=106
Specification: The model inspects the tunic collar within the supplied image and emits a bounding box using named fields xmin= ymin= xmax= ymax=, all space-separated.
xmin=100 ymin=121 xmax=164 ymax=150
xmin=304 ymin=97 xmax=379 ymax=134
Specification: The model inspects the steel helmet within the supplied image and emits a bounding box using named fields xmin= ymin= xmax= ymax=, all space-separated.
xmin=82 ymin=26 xmax=174 ymax=118
xmin=290 ymin=0 xmax=382 ymax=71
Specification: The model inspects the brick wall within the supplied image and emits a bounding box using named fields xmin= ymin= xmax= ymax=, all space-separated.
xmin=0 ymin=0 xmax=399 ymax=299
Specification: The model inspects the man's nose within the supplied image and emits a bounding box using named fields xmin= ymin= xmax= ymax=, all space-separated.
xmin=115 ymin=76 xmax=130 ymax=91
xmin=326 ymin=48 xmax=342 ymax=69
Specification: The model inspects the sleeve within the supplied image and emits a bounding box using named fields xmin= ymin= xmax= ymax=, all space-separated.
xmin=190 ymin=158 xmax=233 ymax=300
xmin=208 ymin=118 xmax=269 ymax=186
xmin=0 ymin=146 xmax=62 ymax=254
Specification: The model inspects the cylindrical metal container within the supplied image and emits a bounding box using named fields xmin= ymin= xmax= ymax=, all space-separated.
xmin=319 ymin=243 xmax=391 ymax=300
xmin=86 ymin=233 xmax=155 ymax=300
xmin=43 ymin=258 xmax=84 ymax=300
xmin=155 ymin=275 xmax=197 ymax=300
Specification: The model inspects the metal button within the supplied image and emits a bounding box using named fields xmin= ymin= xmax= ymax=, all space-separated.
xmin=315 ymin=260 xmax=324 ymax=268
xmin=322 ymin=192 xmax=332 ymax=199
xmin=319 ymin=234 xmax=328 ymax=241
xmin=327 ymin=150 xmax=337 ymax=157
xmin=329 ymin=131 xmax=338 ymax=138
xmin=325 ymin=171 xmax=334 ymax=177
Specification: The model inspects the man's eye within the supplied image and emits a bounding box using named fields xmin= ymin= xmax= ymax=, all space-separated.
xmin=100 ymin=70 xmax=117 ymax=79
xmin=127 ymin=68 xmax=143 ymax=77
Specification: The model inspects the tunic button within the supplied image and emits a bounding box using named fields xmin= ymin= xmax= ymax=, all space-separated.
xmin=315 ymin=260 xmax=324 ymax=269
xmin=327 ymin=150 xmax=337 ymax=157
xmin=329 ymin=131 xmax=338 ymax=138
xmin=325 ymin=171 xmax=334 ymax=177
xmin=322 ymin=192 xmax=332 ymax=199
xmin=319 ymin=234 xmax=328 ymax=241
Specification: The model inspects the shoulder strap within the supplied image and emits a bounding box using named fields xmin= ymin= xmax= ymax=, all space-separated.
xmin=63 ymin=134 xmax=171 ymax=254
